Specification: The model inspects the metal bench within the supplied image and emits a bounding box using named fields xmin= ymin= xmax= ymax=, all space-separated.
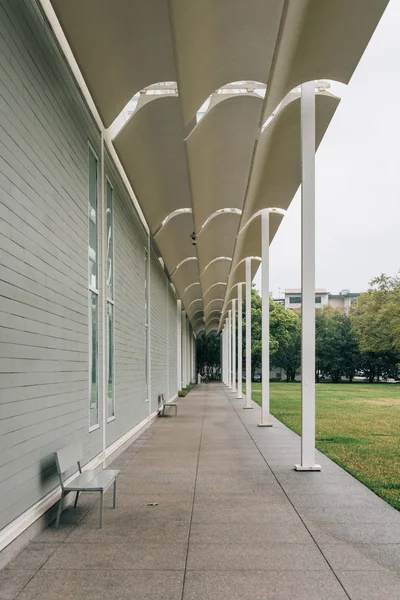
xmin=55 ymin=443 xmax=119 ymax=528
xmin=158 ymin=393 xmax=177 ymax=417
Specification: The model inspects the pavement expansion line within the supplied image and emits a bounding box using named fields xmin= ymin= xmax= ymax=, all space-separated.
xmin=222 ymin=385 xmax=352 ymax=600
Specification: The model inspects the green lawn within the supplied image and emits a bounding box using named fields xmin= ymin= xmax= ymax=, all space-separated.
xmin=246 ymin=382 xmax=400 ymax=511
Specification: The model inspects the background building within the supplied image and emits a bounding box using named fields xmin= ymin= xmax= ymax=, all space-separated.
xmin=282 ymin=289 xmax=359 ymax=312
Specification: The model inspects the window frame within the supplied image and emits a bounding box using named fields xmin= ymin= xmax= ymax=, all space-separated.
xmin=106 ymin=177 xmax=115 ymax=423
xmin=88 ymin=144 xmax=100 ymax=432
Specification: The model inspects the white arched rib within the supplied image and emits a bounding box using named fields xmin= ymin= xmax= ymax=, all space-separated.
xmin=237 ymin=207 xmax=286 ymax=238
xmin=200 ymin=257 xmax=232 ymax=276
xmin=195 ymin=80 xmax=266 ymax=124
xmin=109 ymin=81 xmax=178 ymax=140
xmin=205 ymin=309 xmax=222 ymax=321
xmin=171 ymin=256 xmax=197 ymax=275
xmin=205 ymin=298 xmax=225 ymax=312
xmin=190 ymin=310 xmax=204 ymax=320
xmin=183 ymin=282 xmax=201 ymax=295
xmin=154 ymin=208 xmax=192 ymax=238
xmin=229 ymin=256 xmax=261 ymax=278
xmin=203 ymin=282 xmax=228 ymax=296
xmin=188 ymin=298 xmax=203 ymax=311
xmin=197 ymin=208 xmax=242 ymax=236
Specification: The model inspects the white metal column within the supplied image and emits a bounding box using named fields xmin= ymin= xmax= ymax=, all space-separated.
xmin=244 ymin=258 xmax=253 ymax=409
xmin=177 ymin=300 xmax=182 ymax=391
xmin=236 ymin=283 xmax=243 ymax=399
xmin=224 ymin=325 xmax=228 ymax=385
xmin=186 ymin=323 xmax=190 ymax=386
xmin=295 ymin=81 xmax=321 ymax=471
xmin=259 ymin=211 xmax=272 ymax=427
xmin=192 ymin=333 xmax=194 ymax=383
xmin=231 ymin=299 xmax=236 ymax=393
xmin=221 ymin=329 xmax=225 ymax=383
xmin=228 ymin=311 xmax=232 ymax=389
xmin=182 ymin=311 xmax=187 ymax=388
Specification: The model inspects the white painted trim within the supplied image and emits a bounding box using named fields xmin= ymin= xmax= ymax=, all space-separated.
xmin=0 ymin=409 xmax=159 ymax=554
xmin=101 ymin=131 xmax=107 ymax=458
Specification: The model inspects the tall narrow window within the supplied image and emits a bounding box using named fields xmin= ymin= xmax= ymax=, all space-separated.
xmin=106 ymin=180 xmax=115 ymax=420
xmin=89 ymin=149 xmax=99 ymax=429
xmin=144 ymin=249 xmax=149 ymax=400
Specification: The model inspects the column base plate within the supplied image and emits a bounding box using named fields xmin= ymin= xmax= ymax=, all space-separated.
xmin=294 ymin=464 xmax=322 ymax=471
xmin=258 ymin=423 xmax=273 ymax=427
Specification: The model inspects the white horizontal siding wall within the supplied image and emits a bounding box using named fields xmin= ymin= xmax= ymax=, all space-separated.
xmin=0 ymin=0 xmax=179 ymax=546
xmin=0 ymin=0 xmax=102 ymax=530
xmin=105 ymin=151 xmax=149 ymax=448
xmin=150 ymin=252 xmax=168 ymax=413
xmin=168 ymin=285 xmax=178 ymax=398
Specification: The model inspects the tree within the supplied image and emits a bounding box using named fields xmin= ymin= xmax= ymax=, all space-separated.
xmin=316 ymin=307 xmax=360 ymax=382
xmin=241 ymin=287 xmax=301 ymax=381
xmin=270 ymin=301 xmax=301 ymax=381
xmin=196 ymin=333 xmax=221 ymax=380
xmin=351 ymin=273 xmax=400 ymax=355
xmin=350 ymin=273 xmax=400 ymax=381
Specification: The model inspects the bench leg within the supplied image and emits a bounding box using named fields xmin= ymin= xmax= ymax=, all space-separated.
xmin=113 ymin=479 xmax=117 ymax=509
xmin=174 ymin=405 xmax=177 ymax=416
xmin=99 ymin=491 xmax=104 ymax=529
xmin=74 ymin=491 xmax=80 ymax=508
xmin=55 ymin=492 xmax=64 ymax=529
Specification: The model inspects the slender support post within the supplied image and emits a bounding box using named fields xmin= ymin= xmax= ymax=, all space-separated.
xmin=259 ymin=211 xmax=272 ymax=426
xmin=236 ymin=284 xmax=243 ymax=399
xmin=182 ymin=311 xmax=187 ymax=389
xmin=295 ymin=81 xmax=321 ymax=471
xmin=224 ymin=327 xmax=227 ymax=384
xmin=177 ymin=300 xmax=182 ymax=391
xmin=222 ymin=327 xmax=225 ymax=384
xmin=244 ymin=258 xmax=253 ymax=408
xmin=189 ymin=332 xmax=192 ymax=384
xmin=228 ymin=310 xmax=232 ymax=389
xmin=232 ymin=299 xmax=236 ymax=393
xmin=99 ymin=491 xmax=104 ymax=528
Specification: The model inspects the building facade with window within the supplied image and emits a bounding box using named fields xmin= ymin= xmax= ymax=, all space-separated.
xmin=0 ymin=0 xmax=195 ymax=558
xmin=282 ymin=289 xmax=359 ymax=312
xmin=284 ymin=289 xmax=330 ymax=310
xmin=0 ymin=0 xmax=387 ymax=568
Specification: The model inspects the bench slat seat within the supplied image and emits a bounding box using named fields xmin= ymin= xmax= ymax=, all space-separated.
xmin=158 ymin=393 xmax=177 ymax=417
xmin=55 ymin=443 xmax=119 ymax=528
xmin=64 ymin=469 xmax=119 ymax=493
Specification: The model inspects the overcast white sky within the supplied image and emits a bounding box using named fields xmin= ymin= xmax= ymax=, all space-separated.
xmin=254 ymin=0 xmax=400 ymax=299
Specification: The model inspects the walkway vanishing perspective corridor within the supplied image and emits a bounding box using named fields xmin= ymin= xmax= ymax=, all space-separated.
xmin=2 ymin=384 xmax=400 ymax=600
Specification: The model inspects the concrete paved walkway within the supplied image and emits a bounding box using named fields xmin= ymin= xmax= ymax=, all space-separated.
xmin=1 ymin=384 xmax=399 ymax=599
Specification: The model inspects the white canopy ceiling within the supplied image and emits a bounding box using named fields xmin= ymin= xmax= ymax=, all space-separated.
xmin=51 ymin=0 xmax=388 ymax=334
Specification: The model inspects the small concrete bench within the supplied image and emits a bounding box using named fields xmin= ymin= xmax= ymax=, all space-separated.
xmin=55 ymin=443 xmax=119 ymax=529
xmin=158 ymin=393 xmax=177 ymax=417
